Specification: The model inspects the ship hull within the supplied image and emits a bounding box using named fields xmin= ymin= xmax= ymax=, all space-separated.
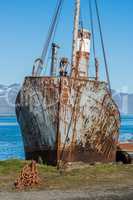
xmin=16 ymin=76 xmax=120 ymax=165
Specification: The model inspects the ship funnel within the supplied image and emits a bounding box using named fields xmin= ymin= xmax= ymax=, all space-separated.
xmin=50 ymin=43 xmax=60 ymax=76
xmin=76 ymin=29 xmax=91 ymax=77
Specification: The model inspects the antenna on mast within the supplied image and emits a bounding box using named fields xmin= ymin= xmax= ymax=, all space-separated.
xmin=71 ymin=0 xmax=80 ymax=77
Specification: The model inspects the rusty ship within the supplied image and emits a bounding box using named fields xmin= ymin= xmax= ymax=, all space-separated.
xmin=16 ymin=0 xmax=120 ymax=165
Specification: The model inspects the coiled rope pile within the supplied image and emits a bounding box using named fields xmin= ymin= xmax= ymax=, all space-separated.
xmin=14 ymin=161 xmax=41 ymax=189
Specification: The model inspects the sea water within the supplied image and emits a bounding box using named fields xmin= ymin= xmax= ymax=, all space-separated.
xmin=0 ymin=116 xmax=24 ymax=160
xmin=0 ymin=115 xmax=133 ymax=160
xmin=120 ymin=115 xmax=133 ymax=142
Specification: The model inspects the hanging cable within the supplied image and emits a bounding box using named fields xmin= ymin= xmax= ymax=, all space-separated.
xmin=79 ymin=8 xmax=84 ymax=30
xmin=35 ymin=0 xmax=64 ymax=76
xmin=43 ymin=0 xmax=63 ymax=75
xmin=58 ymin=86 xmax=81 ymax=168
xmin=89 ymin=0 xmax=99 ymax=81
xmin=94 ymin=0 xmax=112 ymax=94
xmin=89 ymin=0 xmax=96 ymax=60
xmin=41 ymin=0 xmax=64 ymax=61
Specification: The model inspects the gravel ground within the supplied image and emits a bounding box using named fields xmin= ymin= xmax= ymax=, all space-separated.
xmin=0 ymin=188 xmax=133 ymax=200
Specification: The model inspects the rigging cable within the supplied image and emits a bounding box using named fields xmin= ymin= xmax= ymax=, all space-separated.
xmin=94 ymin=0 xmax=112 ymax=94
xmin=35 ymin=0 xmax=64 ymax=75
xmin=79 ymin=8 xmax=84 ymax=30
xmin=43 ymin=0 xmax=64 ymax=75
xmin=58 ymin=86 xmax=81 ymax=168
xmin=89 ymin=0 xmax=96 ymax=61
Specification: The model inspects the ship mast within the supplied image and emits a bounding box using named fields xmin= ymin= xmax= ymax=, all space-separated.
xmin=71 ymin=0 xmax=80 ymax=77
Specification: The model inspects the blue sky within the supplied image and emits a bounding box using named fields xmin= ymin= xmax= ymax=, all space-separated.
xmin=0 ymin=0 xmax=133 ymax=92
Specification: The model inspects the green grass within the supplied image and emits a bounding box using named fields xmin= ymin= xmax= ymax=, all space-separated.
xmin=0 ymin=160 xmax=133 ymax=191
xmin=0 ymin=159 xmax=26 ymax=174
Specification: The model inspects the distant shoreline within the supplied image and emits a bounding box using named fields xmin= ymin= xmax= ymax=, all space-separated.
xmin=0 ymin=122 xmax=18 ymax=126
xmin=0 ymin=114 xmax=16 ymax=117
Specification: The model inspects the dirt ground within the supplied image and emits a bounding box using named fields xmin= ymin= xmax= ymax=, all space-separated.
xmin=0 ymin=187 xmax=133 ymax=200
xmin=0 ymin=160 xmax=133 ymax=199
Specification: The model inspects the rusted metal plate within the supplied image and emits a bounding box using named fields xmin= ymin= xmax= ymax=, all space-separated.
xmin=58 ymin=77 xmax=120 ymax=162
xmin=16 ymin=77 xmax=60 ymax=165
xmin=16 ymin=76 xmax=120 ymax=165
xmin=118 ymin=143 xmax=133 ymax=152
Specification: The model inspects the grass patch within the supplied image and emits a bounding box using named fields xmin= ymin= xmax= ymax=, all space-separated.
xmin=0 ymin=160 xmax=133 ymax=191
xmin=0 ymin=159 xmax=26 ymax=175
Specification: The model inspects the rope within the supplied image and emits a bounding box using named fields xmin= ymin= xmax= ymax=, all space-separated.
xmin=79 ymin=8 xmax=84 ymax=30
xmin=43 ymin=0 xmax=64 ymax=75
xmin=94 ymin=0 xmax=112 ymax=94
xmin=89 ymin=0 xmax=96 ymax=60
xmin=41 ymin=0 xmax=63 ymax=60
xmin=35 ymin=0 xmax=64 ymax=75
xmin=58 ymin=86 xmax=80 ymax=167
